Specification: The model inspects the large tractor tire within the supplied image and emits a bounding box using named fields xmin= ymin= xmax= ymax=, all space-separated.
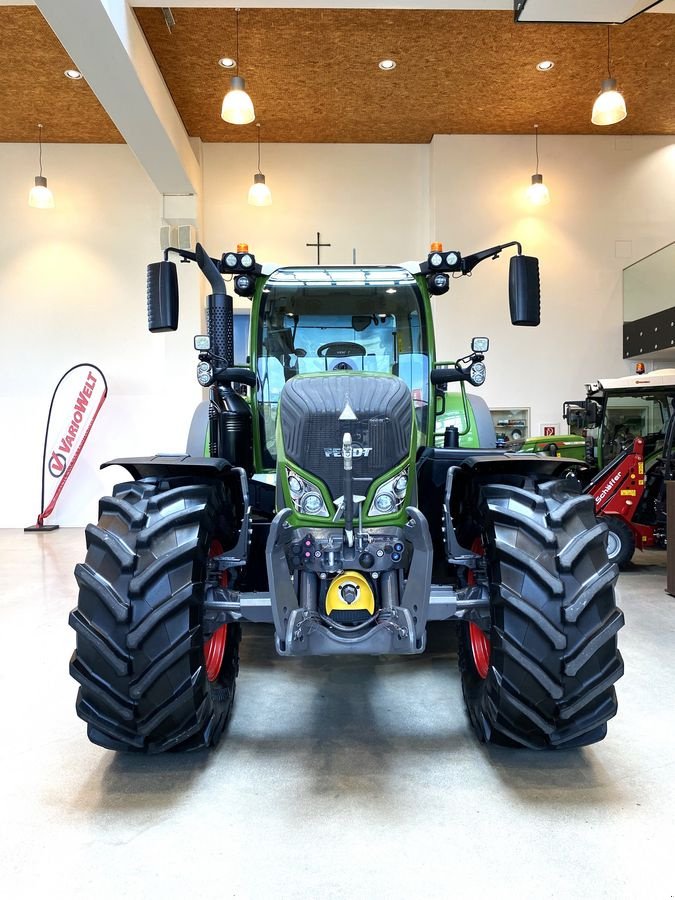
xmin=459 ymin=479 xmax=624 ymax=749
xmin=69 ymin=478 xmax=241 ymax=753
xmin=604 ymin=515 xmax=635 ymax=570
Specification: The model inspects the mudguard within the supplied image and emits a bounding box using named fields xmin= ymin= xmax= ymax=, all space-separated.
xmin=459 ymin=450 xmax=586 ymax=478
xmin=101 ymin=454 xmax=231 ymax=480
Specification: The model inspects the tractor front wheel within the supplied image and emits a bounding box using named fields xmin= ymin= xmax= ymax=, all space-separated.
xmin=69 ymin=478 xmax=241 ymax=752
xmin=459 ymin=479 xmax=624 ymax=749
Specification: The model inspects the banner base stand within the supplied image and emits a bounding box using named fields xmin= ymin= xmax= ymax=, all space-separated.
xmin=24 ymin=523 xmax=60 ymax=533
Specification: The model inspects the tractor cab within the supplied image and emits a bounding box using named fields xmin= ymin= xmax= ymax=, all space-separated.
xmin=597 ymin=387 xmax=675 ymax=468
xmin=582 ymin=371 xmax=675 ymax=469
xmin=253 ymin=266 xmax=431 ymax=468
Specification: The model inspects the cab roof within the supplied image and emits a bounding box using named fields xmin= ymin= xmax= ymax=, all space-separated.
xmin=586 ymin=368 xmax=675 ymax=393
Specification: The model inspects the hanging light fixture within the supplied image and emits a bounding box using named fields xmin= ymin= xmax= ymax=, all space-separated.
xmin=248 ymin=123 xmax=272 ymax=206
xmin=591 ymin=26 xmax=627 ymax=126
xmin=221 ymin=7 xmax=255 ymax=125
xmin=28 ymin=124 xmax=55 ymax=209
xmin=527 ymin=124 xmax=550 ymax=206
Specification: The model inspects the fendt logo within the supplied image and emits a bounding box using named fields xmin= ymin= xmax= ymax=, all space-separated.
xmin=324 ymin=447 xmax=373 ymax=458
xmin=595 ymin=471 xmax=622 ymax=506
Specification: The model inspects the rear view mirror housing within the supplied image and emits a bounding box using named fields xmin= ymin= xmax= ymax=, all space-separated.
xmin=585 ymin=399 xmax=599 ymax=427
xmin=509 ymin=255 xmax=540 ymax=326
xmin=147 ymin=260 xmax=179 ymax=332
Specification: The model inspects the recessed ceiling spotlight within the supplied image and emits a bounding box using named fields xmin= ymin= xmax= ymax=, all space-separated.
xmin=536 ymin=60 xmax=555 ymax=71
xmin=378 ymin=59 xmax=396 ymax=71
xmin=64 ymin=69 xmax=83 ymax=80
xmin=218 ymin=57 xmax=237 ymax=69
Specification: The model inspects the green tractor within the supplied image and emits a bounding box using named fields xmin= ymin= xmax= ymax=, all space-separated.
xmin=69 ymin=240 xmax=623 ymax=753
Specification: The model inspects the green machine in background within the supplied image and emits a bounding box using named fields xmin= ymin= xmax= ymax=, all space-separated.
xmin=520 ymin=432 xmax=587 ymax=461
xmin=69 ymin=239 xmax=623 ymax=755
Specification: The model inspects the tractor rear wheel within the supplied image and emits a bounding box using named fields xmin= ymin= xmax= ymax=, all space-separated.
xmin=459 ymin=479 xmax=624 ymax=749
xmin=604 ymin=515 xmax=635 ymax=569
xmin=69 ymin=478 xmax=240 ymax=752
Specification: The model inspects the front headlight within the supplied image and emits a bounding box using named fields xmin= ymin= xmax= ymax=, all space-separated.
xmin=369 ymin=466 xmax=409 ymax=517
xmin=285 ymin=467 xmax=330 ymax=518
xmin=468 ymin=361 xmax=486 ymax=386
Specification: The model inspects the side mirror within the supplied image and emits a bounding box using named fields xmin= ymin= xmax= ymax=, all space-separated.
xmin=147 ymin=260 xmax=179 ymax=332
xmin=471 ymin=337 xmax=489 ymax=353
xmin=585 ymin=399 xmax=599 ymax=427
xmin=509 ymin=255 xmax=540 ymax=326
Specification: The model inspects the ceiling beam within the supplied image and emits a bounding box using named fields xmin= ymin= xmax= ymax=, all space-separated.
xmin=34 ymin=0 xmax=200 ymax=195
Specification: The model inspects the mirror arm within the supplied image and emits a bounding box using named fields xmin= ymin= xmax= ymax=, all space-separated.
xmin=164 ymin=245 xmax=228 ymax=296
xmin=461 ymin=240 xmax=522 ymax=275
xmin=163 ymin=246 xmax=197 ymax=263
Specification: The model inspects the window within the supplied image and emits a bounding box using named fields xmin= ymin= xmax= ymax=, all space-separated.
xmin=601 ymin=391 xmax=675 ymax=466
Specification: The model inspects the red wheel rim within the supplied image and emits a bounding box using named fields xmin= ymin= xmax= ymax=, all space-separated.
xmin=204 ymin=624 xmax=228 ymax=682
xmin=204 ymin=540 xmax=229 ymax=682
xmin=468 ymin=536 xmax=490 ymax=679
xmin=469 ymin=621 xmax=491 ymax=680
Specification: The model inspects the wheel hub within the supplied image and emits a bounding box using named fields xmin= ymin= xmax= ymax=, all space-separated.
xmin=205 ymin=540 xmax=229 ymax=682
xmin=606 ymin=530 xmax=620 ymax=560
xmin=467 ymin=536 xmax=491 ymax=679
xmin=204 ymin=624 xmax=228 ymax=682
xmin=469 ymin=622 xmax=490 ymax=680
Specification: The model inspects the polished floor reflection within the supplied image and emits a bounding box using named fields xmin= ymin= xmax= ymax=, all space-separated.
xmin=1 ymin=528 xmax=673 ymax=899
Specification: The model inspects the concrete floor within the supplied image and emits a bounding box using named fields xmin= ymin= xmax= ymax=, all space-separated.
xmin=1 ymin=528 xmax=674 ymax=900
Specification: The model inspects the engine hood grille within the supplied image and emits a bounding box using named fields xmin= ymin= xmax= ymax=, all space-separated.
xmin=279 ymin=373 xmax=413 ymax=500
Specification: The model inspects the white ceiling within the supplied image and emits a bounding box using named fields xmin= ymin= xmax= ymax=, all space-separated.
xmin=516 ymin=0 xmax=670 ymax=21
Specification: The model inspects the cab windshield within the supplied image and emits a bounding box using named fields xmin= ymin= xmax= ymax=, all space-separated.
xmin=601 ymin=390 xmax=675 ymax=465
xmin=256 ymin=267 xmax=430 ymax=465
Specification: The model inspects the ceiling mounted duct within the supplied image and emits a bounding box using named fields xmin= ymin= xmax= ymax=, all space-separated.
xmin=514 ymin=0 xmax=664 ymax=24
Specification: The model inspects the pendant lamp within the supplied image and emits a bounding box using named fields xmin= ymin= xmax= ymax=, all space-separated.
xmin=28 ymin=124 xmax=55 ymax=209
xmin=591 ymin=26 xmax=627 ymax=126
xmin=221 ymin=8 xmax=255 ymax=125
xmin=248 ymin=123 xmax=272 ymax=206
xmin=526 ymin=125 xmax=550 ymax=206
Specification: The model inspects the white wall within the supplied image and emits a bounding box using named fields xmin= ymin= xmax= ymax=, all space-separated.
xmin=203 ymin=143 xmax=430 ymax=268
xmin=1 ymin=135 xmax=674 ymax=527
xmin=430 ymin=134 xmax=675 ymax=434
xmin=0 ymin=144 xmax=203 ymax=528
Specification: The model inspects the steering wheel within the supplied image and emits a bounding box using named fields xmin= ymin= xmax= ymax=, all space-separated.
xmin=317 ymin=341 xmax=367 ymax=359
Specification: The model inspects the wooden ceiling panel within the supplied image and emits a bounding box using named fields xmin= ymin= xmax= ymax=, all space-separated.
xmin=0 ymin=7 xmax=122 ymax=143
xmin=0 ymin=5 xmax=672 ymax=144
xmin=128 ymin=6 xmax=675 ymax=141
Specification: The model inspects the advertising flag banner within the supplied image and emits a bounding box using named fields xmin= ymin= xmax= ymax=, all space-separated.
xmin=26 ymin=364 xmax=108 ymax=530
